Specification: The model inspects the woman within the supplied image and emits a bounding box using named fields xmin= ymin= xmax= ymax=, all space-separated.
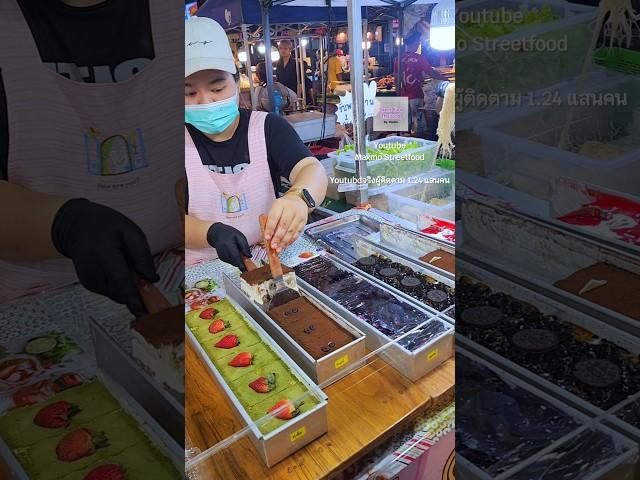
xmin=254 ymin=61 xmax=298 ymax=113
xmin=184 ymin=17 xmax=327 ymax=270
xmin=0 ymin=0 xmax=183 ymax=315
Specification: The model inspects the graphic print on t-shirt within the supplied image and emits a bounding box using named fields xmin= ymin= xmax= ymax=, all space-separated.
xmin=85 ymin=127 xmax=148 ymax=176
xmin=44 ymin=58 xmax=152 ymax=83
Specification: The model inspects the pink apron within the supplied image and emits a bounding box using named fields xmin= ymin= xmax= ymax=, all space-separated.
xmin=185 ymin=111 xmax=276 ymax=266
xmin=0 ymin=1 xmax=184 ymax=302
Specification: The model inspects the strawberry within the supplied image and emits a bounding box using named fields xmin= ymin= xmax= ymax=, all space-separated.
xmin=83 ymin=464 xmax=125 ymax=480
xmin=267 ymin=399 xmax=304 ymax=420
xmin=208 ymin=319 xmax=230 ymax=334
xmin=185 ymin=289 xmax=202 ymax=302
xmin=249 ymin=373 xmax=277 ymax=393
xmin=199 ymin=307 xmax=218 ymax=320
xmin=34 ymin=401 xmax=80 ymax=429
xmin=207 ymin=295 xmax=221 ymax=304
xmin=214 ymin=334 xmax=239 ymax=349
xmin=56 ymin=428 xmax=109 ymax=462
xmin=228 ymin=352 xmax=252 ymax=367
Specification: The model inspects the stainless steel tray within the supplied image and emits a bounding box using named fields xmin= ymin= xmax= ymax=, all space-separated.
xmin=351 ymin=234 xmax=455 ymax=321
xmin=295 ymin=256 xmax=454 ymax=382
xmin=457 ymin=258 xmax=640 ymax=418
xmin=223 ymin=276 xmax=367 ymax=386
xmin=0 ymin=372 xmax=183 ymax=480
xmin=460 ymin=196 xmax=640 ymax=337
xmin=185 ymin=295 xmax=328 ymax=467
xmin=304 ymin=213 xmax=381 ymax=262
xmin=457 ymin=348 xmax=638 ymax=480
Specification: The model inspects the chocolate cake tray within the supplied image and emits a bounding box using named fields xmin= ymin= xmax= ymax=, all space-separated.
xmin=223 ymin=276 xmax=367 ymax=386
xmin=460 ymin=197 xmax=640 ymax=337
xmin=457 ymin=258 xmax=640 ymax=418
xmin=351 ymin=234 xmax=456 ymax=320
xmin=294 ymin=256 xmax=454 ymax=382
xmin=605 ymin=391 xmax=640 ymax=444
xmin=184 ymin=295 xmax=328 ymax=468
xmin=0 ymin=372 xmax=183 ymax=480
xmin=376 ymin=222 xmax=455 ymax=276
xmin=304 ymin=213 xmax=381 ymax=262
xmin=457 ymin=348 xmax=638 ymax=480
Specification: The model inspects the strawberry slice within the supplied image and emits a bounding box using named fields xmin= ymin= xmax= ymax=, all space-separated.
xmin=214 ymin=334 xmax=239 ymax=349
xmin=228 ymin=352 xmax=252 ymax=367
xmin=83 ymin=464 xmax=125 ymax=480
xmin=208 ymin=319 xmax=230 ymax=334
xmin=249 ymin=373 xmax=277 ymax=393
xmin=56 ymin=428 xmax=109 ymax=462
xmin=34 ymin=401 xmax=80 ymax=429
xmin=267 ymin=399 xmax=304 ymax=420
xmin=199 ymin=307 xmax=218 ymax=320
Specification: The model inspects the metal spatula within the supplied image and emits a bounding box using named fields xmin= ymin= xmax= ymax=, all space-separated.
xmin=259 ymin=214 xmax=300 ymax=309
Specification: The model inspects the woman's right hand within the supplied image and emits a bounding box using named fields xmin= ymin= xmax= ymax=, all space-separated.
xmin=206 ymin=223 xmax=252 ymax=271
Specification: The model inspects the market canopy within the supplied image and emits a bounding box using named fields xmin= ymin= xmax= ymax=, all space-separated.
xmin=196 ymin=0 xmax=443 ymax=28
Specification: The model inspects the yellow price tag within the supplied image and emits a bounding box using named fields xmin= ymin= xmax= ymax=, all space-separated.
xmin=428 ymin=349 xmax=439 ymax=361
xmin=334 ymin=355 xmax=350 ymax=369
xmin=290 ymin=426 xmax=307 ymax=442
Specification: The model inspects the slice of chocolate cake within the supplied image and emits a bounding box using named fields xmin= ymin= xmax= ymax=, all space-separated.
xmin=240 ymin=264 xmax=298 ymax=305
xmin=553 ymin=262 xmax=640 ymax=321
xmin=131 ymin=305 xmax=184 ymax=394
xmin=266 ymin=296 xmax=355 ymax=359
xmin=420 ymin=249 xmax=455 ymax=274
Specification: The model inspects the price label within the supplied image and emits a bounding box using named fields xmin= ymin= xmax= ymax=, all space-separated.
xmin=428 ymin=349 xmax=439 ymax=361
xmin=334 ymin=355 xmax=350 ymax=369
xmin=290 ymin=426 xmax=307 ymax=442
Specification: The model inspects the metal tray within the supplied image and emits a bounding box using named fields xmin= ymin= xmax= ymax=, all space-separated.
xmin=457 ymin=258 xmax=640 ymax=418
xmin=295 ymin=256 xmax=454 ymax=382
xmin=351 ymin=234 xmax=455 ymax=321
xmin=0 ymin=372 xmax=183 ymax=480
xmin=457 ymin=348 xmax=638 ymax=480
xmin=185 ymin=295 xmax=328 ymax=467
xmin=304 ymin=213 xmax=381 ymax=262
xmin=223 ymin=276 xmax=367 ymax=386
xmin=375 ymin=223 xmax=455 ymax=276
xmin=460 ymin=196 xmax=640 ymax=337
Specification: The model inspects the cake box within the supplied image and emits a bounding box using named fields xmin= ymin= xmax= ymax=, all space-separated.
xmin=225 ymin=276 xmax=366 ymax=386
xmin=185 ymin=294 xmax=328 ymax=467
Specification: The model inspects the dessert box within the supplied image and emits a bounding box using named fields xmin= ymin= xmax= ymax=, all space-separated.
xmin=457 ymin=258 xmax=640 ymax=417
xmin=184 ymin=295 xmax=328 ymax=467
xmin=457 ymin=348 xmax=638 ymax=480
xmin=305 ymin=213 xmax=381 ymax=262
xmin=293 ymin=255 xmax=454 ymax=382
xmin=351 ymin=234 xmax=455 ymax=320
xmin=376 ymin=222 xmax=455 ymax=274
xmin=460 ymin=197 xmax=640 ymax=337
xmin=225 ymin=276 xmax=366 ymax=386
xmin=0 ymin=375 xmax=182 ymax=480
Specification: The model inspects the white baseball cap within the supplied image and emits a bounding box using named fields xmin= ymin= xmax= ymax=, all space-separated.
xmin=185 ymin=17 xmax=237 ymax=78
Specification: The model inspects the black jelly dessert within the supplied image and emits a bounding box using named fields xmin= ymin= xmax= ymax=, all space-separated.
xmin=509 ymin=428 xmax=630 ymax=480
xmin=615 ymin=398 xmax=640 ymax=429
xmin=294 ymin=256 xmax=447 ymax=351
xmin=456 ymin=275 xmax=640 ymax=410
xmin=354 ymin=254 xmax=454 ymax=311
xmin=457 ymin=353 xmax=581 ymax=476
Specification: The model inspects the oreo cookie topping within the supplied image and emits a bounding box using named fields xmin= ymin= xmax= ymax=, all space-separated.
xmin=457 ymin=275 xmax=640 ymax=410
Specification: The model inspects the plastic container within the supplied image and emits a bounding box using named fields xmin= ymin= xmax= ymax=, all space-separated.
xmin=476 ymin=76 xmax=640 ymax=198
xmin=386 ymin=170 xmax=455 ymax=223
xmin=457 ymin=0 xmax=597 ymax=112
xmin=594 ymin=47 xmax=640 ymax=76
xmin=332 ymin=136 xmax=438 ymax=188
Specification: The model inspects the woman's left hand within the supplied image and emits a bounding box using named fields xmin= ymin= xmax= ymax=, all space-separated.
xmin=264 ymin=195 xmax=308 ymax=253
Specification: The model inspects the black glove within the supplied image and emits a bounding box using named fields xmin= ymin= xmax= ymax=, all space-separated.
xmin=52 ymin=199 xmax=159 ymax=316
xmin=207 ymin=223 xmax=251 ymax=271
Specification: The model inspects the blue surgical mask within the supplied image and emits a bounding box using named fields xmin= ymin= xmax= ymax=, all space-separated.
xmin=185 ymin=93 xmax=239 ymax=134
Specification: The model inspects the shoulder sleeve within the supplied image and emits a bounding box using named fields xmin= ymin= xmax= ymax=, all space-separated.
xmin=264 ymin=113 xmax=312 ymax=180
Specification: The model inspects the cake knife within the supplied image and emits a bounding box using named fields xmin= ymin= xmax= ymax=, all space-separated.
xmin=259 ymin=214 xmax=300 ymax=309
